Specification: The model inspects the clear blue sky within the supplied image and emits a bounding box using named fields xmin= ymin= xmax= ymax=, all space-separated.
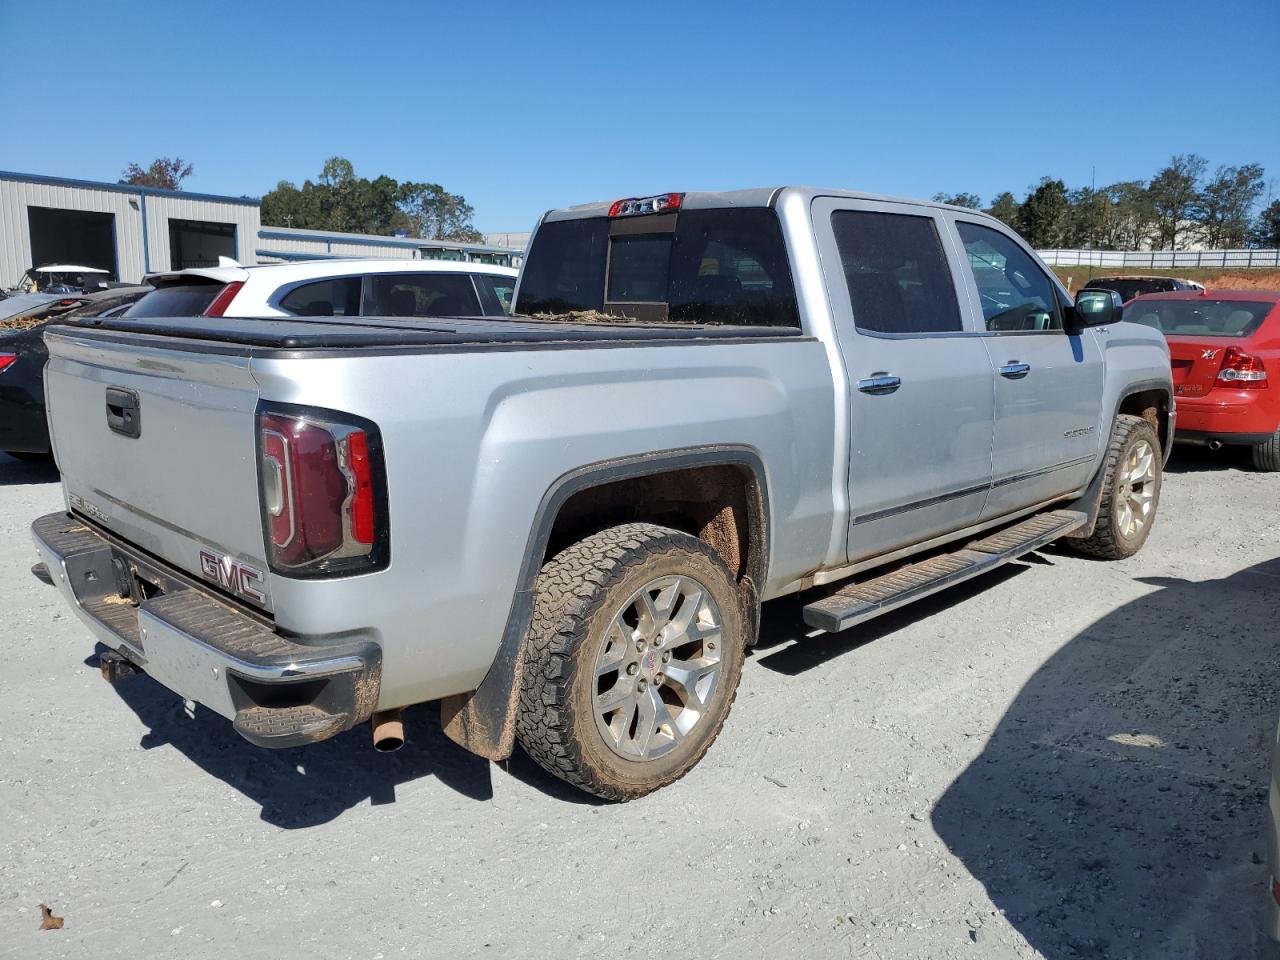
xmin=3 ymin=0 xmax=1277 ymax=233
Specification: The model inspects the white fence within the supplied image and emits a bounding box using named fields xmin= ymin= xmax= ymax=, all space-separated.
xmin=1038 ymin=248 xmax=1280 ymax=268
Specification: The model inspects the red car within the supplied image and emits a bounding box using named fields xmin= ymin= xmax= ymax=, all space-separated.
xmin=1127 ymin=290 xmax=1280 ymax=470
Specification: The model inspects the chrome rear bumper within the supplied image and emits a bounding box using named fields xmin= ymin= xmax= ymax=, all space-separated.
xmin=31 ymin=512 xmax=381 ymax=748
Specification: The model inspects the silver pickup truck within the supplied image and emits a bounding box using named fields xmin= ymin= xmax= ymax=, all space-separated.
xmin=31 ymin=187 xmax=1172 ymax=800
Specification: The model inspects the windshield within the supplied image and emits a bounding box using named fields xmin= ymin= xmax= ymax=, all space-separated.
xmin=124 ymin=283 xmax=223 ymax=318
xmin=515 ymin=208 xmax=799 ymax=326
xmin=1127 ymin=299 xmax=1272 ymax=338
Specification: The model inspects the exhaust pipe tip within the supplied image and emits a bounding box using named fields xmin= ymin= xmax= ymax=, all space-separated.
xmin=1208 ymin=440 xmax=1224 ymax=451
xmin=371 ymin=709 xmax=405 ymax=753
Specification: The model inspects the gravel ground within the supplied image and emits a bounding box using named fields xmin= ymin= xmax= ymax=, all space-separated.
xmin=2 ymin=447 xmax=1278 ymax=959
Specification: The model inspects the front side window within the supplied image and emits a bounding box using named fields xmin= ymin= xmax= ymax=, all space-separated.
xmin=957 ymin=222 xmax=1063 ymax=332
xmin=514 ymin=208 xmax=799 ymax=326
xmin=831 ymin=210 xmax=962 ymax=335
xmin=371 ymin=273 xmax=481 ymax=317
xmin=277 ymin=277 xmax=362 ymax=317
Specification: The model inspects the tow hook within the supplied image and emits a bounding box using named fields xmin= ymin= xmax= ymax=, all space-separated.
xmin=98 ymin=649 xmax=139 ymax=684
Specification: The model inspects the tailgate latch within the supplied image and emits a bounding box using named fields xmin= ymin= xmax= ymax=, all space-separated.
xmin=105 ymin=386 xmax=141 ymax=439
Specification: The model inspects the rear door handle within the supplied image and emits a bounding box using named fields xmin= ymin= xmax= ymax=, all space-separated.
xmin=1000 ymin=362 xmax=1031 ymax=379
xmin=857 ymin=374 xmax=901 ymax=395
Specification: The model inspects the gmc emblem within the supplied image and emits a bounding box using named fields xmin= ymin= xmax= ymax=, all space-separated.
xmin=198 ymin=550 xmax=267 ymax=605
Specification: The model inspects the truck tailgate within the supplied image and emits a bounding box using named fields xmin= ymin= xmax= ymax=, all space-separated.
xmin=44 ymin=329 xmax=270 ymax=608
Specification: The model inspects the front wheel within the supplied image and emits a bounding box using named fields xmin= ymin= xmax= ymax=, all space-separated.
xmin=1068 ymin=414 xmax=1162 ymax=560
xmin=516 ymin=523 xmax=747 ymax=801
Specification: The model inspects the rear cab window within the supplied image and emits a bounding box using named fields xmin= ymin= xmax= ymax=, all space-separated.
xmin=515 ymin=207 xmax=799 ymax=327
xmin=126 ymin=283 xmax=224 ymax=318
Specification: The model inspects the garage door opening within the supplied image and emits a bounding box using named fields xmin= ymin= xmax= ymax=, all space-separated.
xmin=27 ymin=207 xmax=118 ymax=280
xmin=168 ymin=219 xmax=236 ymax=270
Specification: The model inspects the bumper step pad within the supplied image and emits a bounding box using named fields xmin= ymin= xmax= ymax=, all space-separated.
xmin=803 ymin=509 xmax=1087 ymax=633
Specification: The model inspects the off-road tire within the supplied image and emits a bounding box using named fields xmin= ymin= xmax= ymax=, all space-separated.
xmin=515 ymin=523 xmax=747 ymax=801
xmin=1251 ymin=429 xmax=1280 ymax=472
xmin=1068 ymin=414 xmax=1162 ymax=560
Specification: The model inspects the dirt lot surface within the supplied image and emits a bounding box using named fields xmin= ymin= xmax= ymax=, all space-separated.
xmin=2 ymin=447 xmax=1278 ymax=959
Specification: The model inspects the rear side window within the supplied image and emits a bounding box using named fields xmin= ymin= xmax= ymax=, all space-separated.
xmin=277 ymin=278 xmax=362 ymax=317
xmin=371 ymin=273 xmax=481 ymax=317
xmin=515 ymin=208 xmax=799 ymax=327
xmin=1127 ymin=299 xmax=1273 ymax=338
xmin=125 ymin=283 xmax=223 ymax=318
xmin=831 ymin=211 xmax=962 ymax=335
xmin=957 ymin=222 xmax=1063 ymax=332
xmin=476 ymin=274 xmax=516 ymax=314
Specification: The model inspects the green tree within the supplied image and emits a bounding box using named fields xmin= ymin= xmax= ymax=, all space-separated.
xmin=1146 ymin=154 xmax=1207 ymax=249
xmin=931 ymin=191 xmax=981 ymax=209
xmin=1066 ymin=186 xmax=1111 ymax=248
xmin=120 ymin=157 xmax=193 ymax=190
xmin=1100 ymin=181 xmax=1156 ymax=250
xmin=398 ymin=182 xmax=484 ymax=242
xmin=1251 ymin=199 xmax=1280 ymax=248
xmin=1018 ymin=178 xmax=1071 ymax=248
xmin=985 ymin=191 xmax=1020 ymax=229
xmin=260 ymin=157 xmax=482 ymax=240
xmin=1198 ymin=163 xmax=1266 ymax=248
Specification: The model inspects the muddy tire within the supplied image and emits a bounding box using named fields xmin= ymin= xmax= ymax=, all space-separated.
xmin=1068 ymin=415 xmax=1162 ymax=560
xmin=516 ymin=523 xmax=746 ymax=801
xmin=1251 ymin=430 xmax=1280 ymax=472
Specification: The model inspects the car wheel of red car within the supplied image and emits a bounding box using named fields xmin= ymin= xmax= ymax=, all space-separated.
xmin=1252 ymin=430 xmax=1280 ymax=472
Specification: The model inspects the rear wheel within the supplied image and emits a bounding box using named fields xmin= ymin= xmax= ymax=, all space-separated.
xmin=516 ymin=523 xmax=747 ymax=801
xmin=1068 ymin=414 xmax=1162 ymax=560
xmin=1251 ymin=430 xmax=1280 ymax=472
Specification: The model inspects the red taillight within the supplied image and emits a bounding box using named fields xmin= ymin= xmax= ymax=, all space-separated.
xmin=1216 ymin=346 xmax=1268 ymax=389
xmin=0 ymin=353 xmax=16 ymax=374
xmin=204 ymin=281 xmax=245 ymax=317
xmin=258 ymin=408 xmax=385 ymax=575
xmin=608 ymin=192 xmax=684 ymax=218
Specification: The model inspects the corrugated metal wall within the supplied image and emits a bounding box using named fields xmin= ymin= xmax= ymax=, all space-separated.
xmin=1 ymin=175 xmax=260 ymax=286
xmin=144 ymin=195 xmax=260 ymax=274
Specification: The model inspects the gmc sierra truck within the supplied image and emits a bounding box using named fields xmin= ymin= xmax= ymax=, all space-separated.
xmin=31 ymin=188 xmax=1173 ymax=800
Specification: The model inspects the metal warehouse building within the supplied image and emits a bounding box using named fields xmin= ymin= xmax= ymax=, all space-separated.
xmin=1 ymin=170 xmax=522 ymax=289
xmin=0 ymin=170 xmax=261 ymax=287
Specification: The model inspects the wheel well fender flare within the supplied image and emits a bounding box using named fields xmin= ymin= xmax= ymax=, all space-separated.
xmin=440 ymin=444 xmax=771 ymax=761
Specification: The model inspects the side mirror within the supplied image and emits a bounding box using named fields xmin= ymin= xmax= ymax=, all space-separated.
xmin=1072 ymin=289 xmax=1123 ymax=328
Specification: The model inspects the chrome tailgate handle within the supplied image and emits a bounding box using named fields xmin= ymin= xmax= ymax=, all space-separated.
xmin=857 ymin=374 xmax=902 ymax=395
xmin=1000 ymin=362 xmax=1031 ymax=379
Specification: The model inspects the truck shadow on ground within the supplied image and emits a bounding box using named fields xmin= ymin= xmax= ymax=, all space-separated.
xmin=92 ymin=646 xmax=606 ymax=826
xmin=931 ymin=558 xmax=1280 ymax=959
xmin=0 ymin=452 xmax=58 ymax=486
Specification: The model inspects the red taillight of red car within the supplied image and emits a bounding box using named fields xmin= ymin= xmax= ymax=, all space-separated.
xmin=1216 ymin=346 xmax=1268 ymax=389
xmin=257 ymin=406 xmax=386 ymax=576
xmin=0 ymin=353 xmax=16 ymax=374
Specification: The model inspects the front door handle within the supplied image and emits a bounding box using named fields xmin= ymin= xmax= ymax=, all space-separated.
xmin=857 ymin=374 xmax=901 ymax=395
xmin=1000 ymin=362 xmax=1031 ymax=379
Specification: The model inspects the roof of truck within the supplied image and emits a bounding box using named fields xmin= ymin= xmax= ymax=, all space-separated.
xmin=543 ymin=186 xmax=1000 ymax=222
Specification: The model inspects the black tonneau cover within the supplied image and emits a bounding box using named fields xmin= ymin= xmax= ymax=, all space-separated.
xmin=49 ymin=314 xmax=802 ymax=352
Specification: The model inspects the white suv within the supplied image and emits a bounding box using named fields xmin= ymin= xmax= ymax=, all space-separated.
xmin=125 ymin=259 xmax=519 ymax=320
